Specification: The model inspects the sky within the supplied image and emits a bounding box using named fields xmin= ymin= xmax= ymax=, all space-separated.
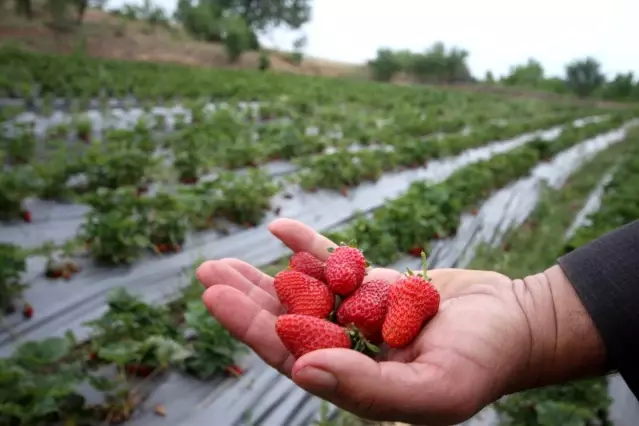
xmin=109 ymin=0 xmax=638 ymax=79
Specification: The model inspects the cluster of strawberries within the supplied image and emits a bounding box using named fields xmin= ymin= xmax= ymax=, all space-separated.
xmin=274 ymin=244 xmax=441 ymax=359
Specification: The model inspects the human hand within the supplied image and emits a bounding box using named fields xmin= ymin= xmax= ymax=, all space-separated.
xmin=196 ymin=218 xmax=607 ymax=426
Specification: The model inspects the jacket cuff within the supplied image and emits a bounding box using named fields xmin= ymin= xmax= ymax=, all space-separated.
xmin=558 ymin=219 xmax=639 ymax=397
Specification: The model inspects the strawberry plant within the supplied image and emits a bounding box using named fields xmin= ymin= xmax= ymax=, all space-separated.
xmin=81 ymin=144 xmax=156 ymax=191
xmin=174 ymin=150 xmax=203 ymax=184
xmin=0 ymin=165 xmax=39 ymax=221
xmin=34 ymin=240 xmax=82 ymax=280
xmin=213 ymin=170 xmax=280 ymax=225
xmin=179 ymin=181 xmax=222 ymax=230
xmin=98 ymin=336 xmax=191 ymax=378
xmin=86 ymin=288 xmax=184 ymax=376
xmin=0 ymin=335 xmax=118 ymax=426
xmin=3 ymin=123 xmax=36 ymax=165
xmin=181 ymin=300 xmax=246 ymax=379
xmin=0 ymin=243 xmax=27 ymax=315
xmin=80 ymin=193 xmax=151 ymax=264
xmin=74 ymin=116 xmax=93 ymax=143
xmin=214 ymin=136 xmax=267 ymax=169
xmin=261 ymin=121 xmax=327 ymax=160
xmin=148 ymin=192 xmax=190 ymax=252
xmin=494 ymin=378 xmax=611 ymax=426
xmin=33 ymin=149 xmax=75 ymax=201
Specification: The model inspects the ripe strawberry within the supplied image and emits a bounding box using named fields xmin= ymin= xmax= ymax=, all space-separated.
xmin=337 ymin=279 xmax=390 ymax=344
xmin=288 ymin=251 xmax=325 ymax=282
xmin=21 ymin=210 xmax=32 ymax=223
xmin=276 ymin=314 xmax=351 ymax=359
xmin=22 ymin=303 xmax=34 ymax=319
xmin=325 ymin=244 xmax=368 ymax=296
xmin=274 ymin=270 xmax=334 ymax=318
xmin=224 ymin=364 xmax=244 ymax=377
xmin=407 ymin=246 xmax=422 ymax=257
xmin=382 ymin=252 xmax=440 ymax=348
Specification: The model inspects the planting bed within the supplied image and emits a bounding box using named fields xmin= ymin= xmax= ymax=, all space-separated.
xmin=1 ymin=47 xmax=639 ymax=426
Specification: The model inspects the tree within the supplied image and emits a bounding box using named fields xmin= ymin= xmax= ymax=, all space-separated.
xmin=601 ymin=72 xmax=635 ymax=100
xmin=174 ymin=0 xmax=311 ymax=46
xmin=503 ymin=58 xmax=544 ymax=87
xmin=367 ymin=48 xmax=402 ymax=82
xmin=565 ymin=57 xmax=605 ymax=98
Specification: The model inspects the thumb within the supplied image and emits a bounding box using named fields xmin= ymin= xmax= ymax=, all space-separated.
xmin=291 ymin=348 xmax=435 ymax=421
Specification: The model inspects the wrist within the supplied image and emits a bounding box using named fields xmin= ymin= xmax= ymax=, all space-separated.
xmin=509 ymin=265 xmax=608 ymax=393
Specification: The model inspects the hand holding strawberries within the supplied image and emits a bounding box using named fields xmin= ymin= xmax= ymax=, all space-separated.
xmin=197 ymin=219 xmax=607 ymax=426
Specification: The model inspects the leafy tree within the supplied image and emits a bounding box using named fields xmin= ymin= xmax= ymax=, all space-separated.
xmin=368 ymin=43 xmax=472 ymax=84
xmin=175 ymin=0 xmax=310 ymax=48
xmin=175 ymin=0 xmax=226 ymax=42
xmin=565 ymin=57 xmax=606 ymax=98
xmin=405 ymin=42 xmax=472 ymax=83
xmin=222 ymin=14 xmax=252 ymax=62
xmin=502 ymin=58 xmax=545 ymax=87
xmin=485 ymin=70 xmax=495 ymax=83
xmin=368 ymin=48 xmax=402 ymax=82
xmin=601 ymin=72 xmax=635 ymax=100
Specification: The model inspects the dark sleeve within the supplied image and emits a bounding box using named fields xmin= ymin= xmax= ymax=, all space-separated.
xmin=558 ymin=219 xmax=639 ymax=397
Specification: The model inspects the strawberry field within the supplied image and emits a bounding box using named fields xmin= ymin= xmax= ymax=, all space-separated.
xmin=1 ymin=46 xmax=639 ymax=426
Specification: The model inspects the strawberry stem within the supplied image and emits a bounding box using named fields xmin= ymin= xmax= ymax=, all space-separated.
xmin=421 ymin=251 xmax=431 ymax=281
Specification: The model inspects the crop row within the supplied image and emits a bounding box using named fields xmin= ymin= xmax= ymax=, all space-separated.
xmin=1 ymin=118 xmax=632 ymax=426
xmin=2 ymin=94 xmax=597 ymax=170
xmin=0 ymin=46 xmax=616 ymax=113
xmin=1 ymin=110 xmax=590 ymax=226
xmin=0 ymin=115 xmax=630 ymax=316
xmin=324 ymin=115 xmax=632 ymax=266
xmin=563 ymin=138 xmax=639 ymax=253
xmin=293 ymin=113 xmax=615 ymax=191
xmin=465 ymin=135 xmax=639 ymax=426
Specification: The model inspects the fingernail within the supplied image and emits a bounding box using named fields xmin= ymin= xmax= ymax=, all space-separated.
xmin=295 ymin=366 xmax=338 ymax=392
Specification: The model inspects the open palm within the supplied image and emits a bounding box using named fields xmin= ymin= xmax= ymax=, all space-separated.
xmin=197 ymin=218 xmax=537 ymax=426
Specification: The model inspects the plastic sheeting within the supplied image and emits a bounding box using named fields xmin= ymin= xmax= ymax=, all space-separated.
xmin=0 ymin=121 xmax=575 ymax=354
xmin=100 ymin=122 xmax=639 ymax=426
xmin=2 ymin=118 xmax=636 ymax=426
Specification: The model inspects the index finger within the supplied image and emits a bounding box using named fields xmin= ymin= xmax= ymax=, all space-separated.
xmin=268 ymin=218 xmax=337 ymax=261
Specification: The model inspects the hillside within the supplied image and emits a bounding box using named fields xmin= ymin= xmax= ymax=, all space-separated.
xmin=0 ymin=7 xmax=634 ymax=109
xmin=0 ymin=8 xmax=365 ymax=78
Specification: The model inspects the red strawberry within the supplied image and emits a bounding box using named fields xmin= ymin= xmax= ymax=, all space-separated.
xmin=21 ymin=210 xmax=32 ymax=223
xmin=22 ymin=303 xmax=34 ymax=319
xmin=288 ymin=252 xmax=326 ymax=282
xmin=276 ymin=314 xmax=351 ymax=359
xmin=407 ymin=246 xmax=422 ymax=257
xmin=337 ymin=279 xmax=390 ymax=344
xmin=126 ymin=364 xmax=153 ymax=377
xmin=274 ymin=270 xmax=334 ymax=318
xmin=224 ymin=364 xmax=244 ymax=377
xmin=325 ymin=245 xmax=368 ymax=296
xmin=382 ymin=252 xmax=440 ymax=348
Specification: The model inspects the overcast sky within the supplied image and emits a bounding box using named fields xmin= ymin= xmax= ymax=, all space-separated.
xmin=110 ymin=0 xmax=637 ymax=79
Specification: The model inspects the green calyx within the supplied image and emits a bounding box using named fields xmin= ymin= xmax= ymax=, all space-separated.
xmin=405 ymin=251 xmax=431 ymax=281
xmin=347 ymin=326 xmax=380 ymax=356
